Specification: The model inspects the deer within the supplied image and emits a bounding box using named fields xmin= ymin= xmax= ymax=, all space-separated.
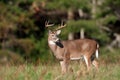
xmin=45 ymin=21 xmax=99 ymax=74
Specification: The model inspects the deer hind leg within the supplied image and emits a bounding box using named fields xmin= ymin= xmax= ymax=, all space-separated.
xmin=91 ymin=54 xmax=99 ymax=70
xmin=84 ymin=56 xmax=91 ymax=71
xmin=92 ymin=60 xmax=99 ymax=70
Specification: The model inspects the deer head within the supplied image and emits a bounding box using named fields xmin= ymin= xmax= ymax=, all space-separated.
xmin=45 ymin=21 xmax=66 ymax=45
xmin=48 ymin=30 xmax=61 ymax=44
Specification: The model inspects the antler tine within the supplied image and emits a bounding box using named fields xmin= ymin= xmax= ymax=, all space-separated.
xmin=45 ymin=21 xmax=54 ymax=28
xmin=55 ymin=21 xmax=66 ymax=30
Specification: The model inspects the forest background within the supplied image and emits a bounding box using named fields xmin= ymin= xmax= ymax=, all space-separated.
xmin=0 ymin=0 xmax=120 ymax=65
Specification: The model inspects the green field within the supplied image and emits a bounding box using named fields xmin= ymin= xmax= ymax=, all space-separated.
xmin=0 ymin=48 xmax=120 ymax=80
xmin=0 ymin=63 xmax=120 ymax=80
xmin=0 ymin=58 xmax=120 ymax=80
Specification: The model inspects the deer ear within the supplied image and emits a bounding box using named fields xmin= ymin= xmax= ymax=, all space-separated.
xmin=56 ymin=30 xmax=61 ymax=35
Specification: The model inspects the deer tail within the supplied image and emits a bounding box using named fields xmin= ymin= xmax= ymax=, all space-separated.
xmin=95 ymin=44 xmax=99 ymax=59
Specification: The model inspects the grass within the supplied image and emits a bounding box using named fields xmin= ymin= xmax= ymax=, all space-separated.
xmin=0 ymin=61 xmax=120 ymax=80
xmin=0 ymin=48 xmax=120 ymax=80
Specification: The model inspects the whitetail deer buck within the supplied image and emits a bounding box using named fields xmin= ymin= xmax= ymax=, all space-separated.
xmin=46 ymin=21 xmax=99 ymax=74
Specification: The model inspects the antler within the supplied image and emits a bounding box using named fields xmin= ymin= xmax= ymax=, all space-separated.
xmin=45 ymin=21 xmax=66 ymax=30
xmin=45 ymin=21 xmax=54 ymax=28
xmin=55 ymin=21 xmax=66 ymax=30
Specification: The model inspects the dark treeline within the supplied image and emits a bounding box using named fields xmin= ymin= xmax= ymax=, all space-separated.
xmin=0 ymin=0 xmax=120 ymax=65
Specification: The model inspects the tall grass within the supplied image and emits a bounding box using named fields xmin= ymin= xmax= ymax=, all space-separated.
xmin=0 ymin=62 xmax=120 ymax=80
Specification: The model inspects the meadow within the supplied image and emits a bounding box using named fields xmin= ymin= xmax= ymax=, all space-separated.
xmin=0 ymin=49 xmax=120 ymax=80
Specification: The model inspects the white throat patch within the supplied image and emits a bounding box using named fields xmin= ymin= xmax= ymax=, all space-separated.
xmin=48 ymin=41 xmax=56 ymax=45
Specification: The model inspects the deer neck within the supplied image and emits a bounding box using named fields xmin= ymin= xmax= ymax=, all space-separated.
xmin=48 ymin=40 xmax=57 ymax=53
xmin=48 ymin=40 xmax=64 ymax=53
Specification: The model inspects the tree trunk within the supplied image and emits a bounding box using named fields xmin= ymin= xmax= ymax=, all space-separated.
xmin=68 ymin=32 xmax=74 ymax=40
xmin=80 ymin=28 xmax=85 ymax=39
xmin=91 ymin=0 xmax=97 ymax=19
xmin=68 ymin=9 xmax=74 ymax=20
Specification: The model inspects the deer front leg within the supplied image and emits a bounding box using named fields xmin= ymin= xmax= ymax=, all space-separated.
xmin=60 ymin=61 xmax=68 ymax=74
xmin=60 ymin=52 xmax=70 ymax=74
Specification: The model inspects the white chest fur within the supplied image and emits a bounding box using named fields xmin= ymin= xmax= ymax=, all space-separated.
xmin=48 ymin=41 xmax=56 ymax=45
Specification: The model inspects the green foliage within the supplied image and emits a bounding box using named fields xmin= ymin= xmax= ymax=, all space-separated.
xmin=44 ymin=0 xmax=91 ymax=10
xmin=0 ymin=50 xmax=24 ymax=64
xmin=102 ymin=15 xmax=118 ymax=25
xmin=0 ymin=0 xmax=120 ymax=64
xmin=31 ymin=32 xmax=55 ymax=63
xmin=61 ymin=20 xmax=110 ymax=45
xmin=96 ymin=0 xmax=120 ymax=18
xmin=104 ymin=0 xmax=120 ymax=7
xmin=100 ymin=47 xmax=120 ymax=63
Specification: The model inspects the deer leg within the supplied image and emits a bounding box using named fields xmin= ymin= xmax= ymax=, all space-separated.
xmin=60 ymin=61 xmax=68 ymax=74
xmin=92 ymin=60 xmax=99 ymax=70
xmin=60 ymin=53 xmax=70 ymax=74
xmin=84 ymin=56 xmax=91 ymax=71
